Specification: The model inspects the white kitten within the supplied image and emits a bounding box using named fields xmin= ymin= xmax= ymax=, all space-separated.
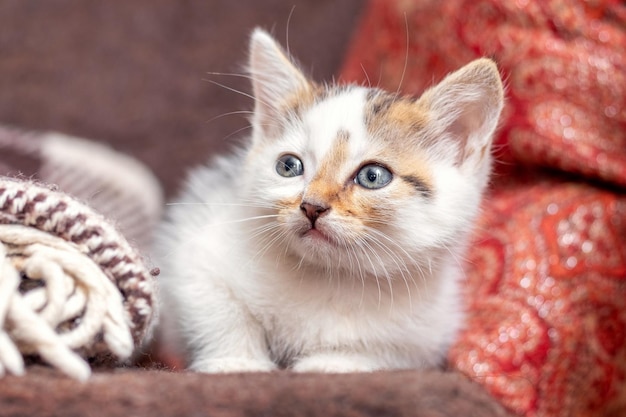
xmin=155 ymin=29 xmax=504 ymax=373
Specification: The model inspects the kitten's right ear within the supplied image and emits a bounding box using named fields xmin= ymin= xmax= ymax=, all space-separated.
xmin=248 ymin=29 xmax=311 ymax=134
xmin=418 ymin=59 xmax=504 ymax=168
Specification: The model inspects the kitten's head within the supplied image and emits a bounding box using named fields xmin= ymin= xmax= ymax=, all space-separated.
xmin=242 ymin=29 xmax=504 ymax=277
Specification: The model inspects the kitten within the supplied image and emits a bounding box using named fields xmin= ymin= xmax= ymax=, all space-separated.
xmin=155 ymin=28 xmax=504 ymax=373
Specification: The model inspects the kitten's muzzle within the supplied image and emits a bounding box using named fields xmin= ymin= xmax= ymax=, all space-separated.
xmin=300 ymin=202 xmax=329 ymax=227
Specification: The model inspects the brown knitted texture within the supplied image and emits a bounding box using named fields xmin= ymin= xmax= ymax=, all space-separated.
xmin=0 ymin=177 xmax=156 ymax=353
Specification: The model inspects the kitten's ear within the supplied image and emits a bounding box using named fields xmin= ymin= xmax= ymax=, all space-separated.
xmin=249 ymin=28 xmax=312 ymax=134
xmin=419 ymin=58 xmax=504 ymax=167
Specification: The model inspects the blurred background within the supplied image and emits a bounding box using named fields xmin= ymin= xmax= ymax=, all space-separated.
xmin=0 ymin=0 xmax=366 ymax=197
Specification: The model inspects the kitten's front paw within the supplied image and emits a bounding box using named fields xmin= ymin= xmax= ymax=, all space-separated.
xmin=292 ymin=353 xmax=378 ymax=373
xmin=190 ymin=357 xmax=277 ymax=373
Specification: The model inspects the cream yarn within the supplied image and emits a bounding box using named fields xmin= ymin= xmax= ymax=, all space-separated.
xmin=0 ymin=225 xmax=133 ymax=381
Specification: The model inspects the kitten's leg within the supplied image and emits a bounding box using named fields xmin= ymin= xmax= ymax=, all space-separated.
xmin=292 ymin=351 xmax=381 ymax=373
xmin=187 ymin=324 xmax=277 ymax=373
xmin=175 ymin=282 xmax=276 ymax=373
xmin=189 ymin=326 xmax=277 ymax=373
xmin=191 ymin=346 xmax=277 ymax=373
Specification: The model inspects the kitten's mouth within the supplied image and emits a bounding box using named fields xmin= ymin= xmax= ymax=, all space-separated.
xmin=301 ymin=227 xmax=335 ymax=245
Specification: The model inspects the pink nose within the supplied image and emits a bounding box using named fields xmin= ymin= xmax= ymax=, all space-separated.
xmin=300 ymin=202 xmax=329 ymax=226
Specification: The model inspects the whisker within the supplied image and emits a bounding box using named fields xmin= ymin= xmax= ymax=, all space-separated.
xmin=198 ymin=214 xmax=280 ymax=229
xmin=217 ymin=120 xmax=285 ymax=143
xmin=285 ymin=5 xmax=296 ymax=57
xmin=366 ymin=234 xmax=412 ymax=309
xmin=360 ymin=63 xmax=372 ymax=88
xmin=278 ymin=233 xmax=296 ymax=266
xmin=251 ymin=227 xmax=289 ymax=265
xmin=237 ymin=226 xmax=283 ymax=271
xmin=205 ymin=71 xmax=254 ymax=80
xmin=439 ymin=241 xmax=468 ymax=279
xmin=351 ymin=246 xmax=366 ymax=308
xmin=204 ymin=79 xmax=257 ymax=102
xmin=221 ymin=124 xmax=254 ymax=142
xmin=395 ymin=12 xmax=410 ymax=96
xmin=364 ymin=226 xmax=426 ymax=278
xmin=355 ymin=239 xmax=382 ymax=310
xmin=361 ymin=238 xmax=395 ymax=313
xmin=334 ymin=233 xmax=366 ymax=307
xmin=166 ymin=201 xmax=277 ymax=209
xmin=247 ymin=222 xmax=282 ymax=241
xmin=204 ymin=79 xmax=276 ymax=114
xmin=295 ymin=250 xmax=307 ymax=272
xmin=205 ymin=110 xmax=254 ymax=124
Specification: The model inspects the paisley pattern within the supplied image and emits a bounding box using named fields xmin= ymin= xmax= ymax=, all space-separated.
xmin=453 ymin=174 xmax=626 ymax=416
xmin=340 ymin=1 xmax=626 ymax=415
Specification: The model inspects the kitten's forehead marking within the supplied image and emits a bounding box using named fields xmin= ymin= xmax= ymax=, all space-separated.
xmin=298 ymin=88 xmax=370 ymax=207
xmin=303 ymin=87 xmax=368 ymax=163
xmin=304 ymin=129 xmax=351 ymax=204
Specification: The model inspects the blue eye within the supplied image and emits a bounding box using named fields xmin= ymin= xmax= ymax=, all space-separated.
xmin=355 ymin=164 xmax=393 ymax=189
xmin=276 ymin=154 xmax=304 ymax=177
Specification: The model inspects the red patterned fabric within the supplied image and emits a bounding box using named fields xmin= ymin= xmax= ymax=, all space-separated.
xmin=340 ymin=1 xmax=626 ymax=416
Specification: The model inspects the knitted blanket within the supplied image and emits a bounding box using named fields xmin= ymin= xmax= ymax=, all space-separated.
xmin=0 ymin=128 xmax=159 ymax=380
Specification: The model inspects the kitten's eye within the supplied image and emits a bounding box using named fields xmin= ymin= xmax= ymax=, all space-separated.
xmin=276 ymin=154 xmax=304 ymax=178
xmin=355 ymin=164 xmax=393 ymax=189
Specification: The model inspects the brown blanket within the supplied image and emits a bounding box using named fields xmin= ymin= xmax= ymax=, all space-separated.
xmin=1 ymin=366 xmax=511 ymax=417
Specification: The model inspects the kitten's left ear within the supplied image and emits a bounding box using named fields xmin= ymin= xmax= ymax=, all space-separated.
xmin=248 ymin=29 xmax=312 ymax=134
xmin=419 ymin=58 xmax=504 ymax=166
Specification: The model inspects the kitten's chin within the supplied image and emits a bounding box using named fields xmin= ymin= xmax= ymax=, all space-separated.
xmin=289 ymin=226 xmax=342 ymax=264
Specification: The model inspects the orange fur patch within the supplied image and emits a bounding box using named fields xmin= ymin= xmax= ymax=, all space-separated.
xmin=366 ymin=92 xmax=429 ymax=135
xmin=365 ymin=92 xmax=434 ymax=195
xmin=304 ymin=130 xmax=350 ymax=207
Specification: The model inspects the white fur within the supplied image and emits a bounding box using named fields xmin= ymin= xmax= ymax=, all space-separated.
xmin=157 ymin=157 xmax=466 ymax=371
xmin=155 ymin=29 xmax=503 ymax=373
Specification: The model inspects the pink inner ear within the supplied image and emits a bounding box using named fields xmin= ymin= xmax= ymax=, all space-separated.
xmin=417 ymin=59 xmax=504 ymax=166
xmin=446 ymin=100 xmax=490 ymax=165
xmin=447 ymin=115 xmax=471 ymax=165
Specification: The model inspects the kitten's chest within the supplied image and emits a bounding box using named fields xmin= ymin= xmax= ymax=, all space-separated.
xmin=245 ymin=262 xmax=416 ymax=347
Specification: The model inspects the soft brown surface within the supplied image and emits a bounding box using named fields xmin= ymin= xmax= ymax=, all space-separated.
xmin=0 ymin=367 xmax=513 ymax=417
